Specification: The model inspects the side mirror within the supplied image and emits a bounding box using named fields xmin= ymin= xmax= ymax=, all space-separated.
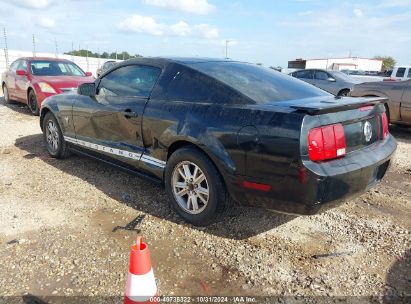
xmin=78 ymin=83 xmax=96 ymax=97
xmin=327 ymin=77 xmax=336 ymax=82
xmin=16 ymin=70 xmax=28 ymax=76
xmin=85 ymin=72 xmax=93 ymax=77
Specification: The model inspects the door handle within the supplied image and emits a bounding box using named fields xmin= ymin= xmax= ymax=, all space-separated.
xmin=122 ymin=109 xmax=138 ymax=118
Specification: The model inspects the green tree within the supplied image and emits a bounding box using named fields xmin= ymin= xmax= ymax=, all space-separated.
xmin=64 ymin=50 xmax=143 ymax=60
xmin=374 ymin=56 xmax=396 ymax=71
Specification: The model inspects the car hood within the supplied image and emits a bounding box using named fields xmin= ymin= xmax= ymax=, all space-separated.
xmin=33 ymin=76 xmax=95 ymax=89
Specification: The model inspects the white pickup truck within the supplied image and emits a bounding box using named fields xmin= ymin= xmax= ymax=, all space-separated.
xmin=387 ymin=66 xmax=411 ymax=81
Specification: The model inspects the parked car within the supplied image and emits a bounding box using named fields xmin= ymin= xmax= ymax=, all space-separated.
xmin=341 ymin=69 xmax=384 ymax=83
xmin=350 ymin=79 xmax=411 ymax=125
xmin=96 ymin=60 xmax=117 ymax=78
xmin=341 ymin=69 xmax=366 ymax=76
xmin=290 ymin=69 xmax=358 ymax=96
xmin=1 ymin=57 xmax=94 ymax=115
xmin=40 ymin=58 xmax=396 ymax=226
xmin=385 ymin=66 xmax=411 ymax=81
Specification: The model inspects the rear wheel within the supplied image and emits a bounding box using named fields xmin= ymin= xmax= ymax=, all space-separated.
xmin=338 ymin=89 xmax=350 ymax=96
xmin=42 ymin=112 xmax=70 ymax=159
xmin=165 ymin=147 xmax=227 ymax=226
xmin=28 ymin=90 xmax=40 ymax=116
xmin=2 ymin=83 xmax=10 ymax=103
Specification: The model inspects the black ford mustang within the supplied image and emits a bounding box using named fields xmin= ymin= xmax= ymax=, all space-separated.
xmin=40 ymin=58 xmax=396 ymax=226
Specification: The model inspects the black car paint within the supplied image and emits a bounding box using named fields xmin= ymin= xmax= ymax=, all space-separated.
xmin=40 ymin=58 xmax=397 ymax=215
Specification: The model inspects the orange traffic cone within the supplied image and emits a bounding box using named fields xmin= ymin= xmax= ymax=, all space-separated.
xmin=124 ymin=236 xmax=158 ymax=304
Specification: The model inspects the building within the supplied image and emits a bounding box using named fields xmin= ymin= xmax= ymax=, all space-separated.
xmin=288 ymin=57 xmax=383 ymax=72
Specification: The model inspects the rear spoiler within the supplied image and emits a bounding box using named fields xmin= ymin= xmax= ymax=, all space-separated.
xmin=290 ymin=97 xmax=388 ymax=115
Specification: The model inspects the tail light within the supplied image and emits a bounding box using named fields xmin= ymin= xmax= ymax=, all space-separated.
xmin=381 ymin=112 xmax=389 ymax=139
xmin=308 ymin=123 xmax=346 ymax=162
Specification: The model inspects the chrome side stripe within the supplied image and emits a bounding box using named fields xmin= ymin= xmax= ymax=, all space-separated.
xmin=141 ymin=155 xmax=166 ymax=166
xmin=64 ymin=136 xmax=165 ymax=168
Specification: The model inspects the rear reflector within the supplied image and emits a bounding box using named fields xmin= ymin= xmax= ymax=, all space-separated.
xmin=381 ymin=112 xmax=389 ymax=139
xmin=308 ymin=123 xmax=346 ymax=162
xmin=241 ymin=181 xmax=271 ymax=192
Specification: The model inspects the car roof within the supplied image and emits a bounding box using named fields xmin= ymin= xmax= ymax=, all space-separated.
xmin=19 ymin=57 xmax=72 ymax=62
xmin=121 ymin=57 xmax=244 ymax=67
xmin=161 ymin=57 xmax=237 ymax=64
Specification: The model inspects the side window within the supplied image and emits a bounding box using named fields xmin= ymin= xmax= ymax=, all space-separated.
xmin=97 ymin=65 xmax=161 ymax=98
xmin=17 ymin=60 xmax=28 ymax=72
xmin=396 ymin=68 xmax=406 ymax=78
xmin=407 ymin=69 xmax=411 ymax=78
xmin=295 ymin=70 xmax=312 ymax=79
xmin=167 ymin=69 xmax=215 ymax=102
xmin=166 ymin=68 xmax=249 ymax=104
xmin=314 ymin=71 xmax=329 ymax=80
xmin=10 ymin=60 xmax=20 ymax=72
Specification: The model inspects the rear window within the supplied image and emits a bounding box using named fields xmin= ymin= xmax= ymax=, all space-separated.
xmin=187 ymin=61 xmax=330 ymax=104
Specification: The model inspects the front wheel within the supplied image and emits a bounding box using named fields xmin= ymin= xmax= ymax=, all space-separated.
xmin=42 ymin=112 xmax=70 ymax=159
xmin=165 ymin=147 xmax=227 ymax=226
xmin=2 ymin=83 xmax=10 ymax=103
xmin=28 ymin=90 xmax=40 ymax=115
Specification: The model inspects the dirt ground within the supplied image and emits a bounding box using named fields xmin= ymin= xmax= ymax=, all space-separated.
xmin=0 ymin=96 xmax=410 ymax=302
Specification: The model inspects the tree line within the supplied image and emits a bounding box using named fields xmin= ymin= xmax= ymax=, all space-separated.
xmin=64 ymin=50 xmax=142 ymax=60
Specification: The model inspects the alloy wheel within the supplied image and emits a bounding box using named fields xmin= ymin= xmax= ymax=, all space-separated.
xmin=171 ymin=161 xmax=210 ymax=214
xmin=46 ymin=120 xmax=59 ymax=152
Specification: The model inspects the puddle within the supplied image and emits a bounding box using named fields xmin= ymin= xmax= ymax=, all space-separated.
xmin=91 ymin=209 xmax=253 ymax=296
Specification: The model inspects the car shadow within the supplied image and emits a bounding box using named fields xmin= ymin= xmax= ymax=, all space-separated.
xmin=383 ymin=249 xmax=411 ymax=303
xmin=14 ymin=134 xmax=296 ymax=240
xmin=0 ymin=96 xmax=32 ymax=116
xmin=389 ymin=125 xmax=411 ymax=144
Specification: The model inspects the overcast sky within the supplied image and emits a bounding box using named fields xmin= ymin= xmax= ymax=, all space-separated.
xmin=0 ymin=0 xmax=410 ymax=67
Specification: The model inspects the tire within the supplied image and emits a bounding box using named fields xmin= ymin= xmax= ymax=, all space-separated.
xmin=384 ymin=104 xmax=391 ymax=123
xmin=338 ymin=89 xmax=350 ymax=97
xmin=165 ymin=147 xmax=228 ymax=226
xmin=42 ymin=112 xmax=70 ymax=159
xmin=28 ymin=90 xmax=40 ymax=116
xmin=2 ymin=83 xmax=10 ymax=104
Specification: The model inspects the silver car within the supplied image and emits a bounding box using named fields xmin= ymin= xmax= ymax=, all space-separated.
xmin=350 ymin=79 xmax=411 ymax=125
xmin=290 ymin=69 xmax=358 ymax=96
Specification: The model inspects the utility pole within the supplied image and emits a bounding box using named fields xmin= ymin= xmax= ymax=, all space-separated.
xmin=86 ymin=45 xmax=89 ymax=72
xmin=225 ymin=40 xmax=231 ymax=60
xmin=71 ymin=41 xmax=74 ymax=61
xmin=54 ymin=38 xmax=58 ymax=58
xmin=32 ymin=34 xmax=36 ymax=57
xmin=3 ymin=27 xmax=9 ymax=69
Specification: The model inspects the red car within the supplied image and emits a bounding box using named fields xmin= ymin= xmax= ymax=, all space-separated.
xmin=1 ymin=57 xmax=94 ymax=115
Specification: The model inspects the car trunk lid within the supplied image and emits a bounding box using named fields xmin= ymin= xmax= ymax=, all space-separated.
xmin=283 ymin=96 xmax=387 ymax=115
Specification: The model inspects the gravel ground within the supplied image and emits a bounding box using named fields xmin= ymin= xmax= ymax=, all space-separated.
xmin=0 ymin=96 xmax=410 ymax=301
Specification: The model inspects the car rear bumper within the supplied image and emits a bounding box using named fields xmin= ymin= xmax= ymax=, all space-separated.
xmin=227 ymin=135 xmax=397 ymax=215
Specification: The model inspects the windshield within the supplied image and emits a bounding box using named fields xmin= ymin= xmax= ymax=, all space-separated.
xmin=187 ymin=61 xmax=330 ymax=104
xmin=30 ymin=60 xmax=86 ymax=76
